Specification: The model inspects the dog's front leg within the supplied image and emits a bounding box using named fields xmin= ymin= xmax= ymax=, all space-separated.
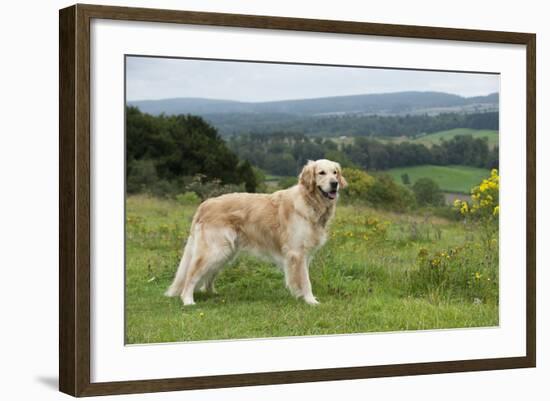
xmin=284 ymin=252 xmax=319 ymax=305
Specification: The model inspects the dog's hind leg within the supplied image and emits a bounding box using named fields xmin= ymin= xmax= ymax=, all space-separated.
xmin=199 ymin=269 xmax=220 ymax=294
xmin=181 ymin=227 xmax=236 ymax=305
xmin=199 ymin=252 xmax=239 ymax=294
xmin=165 ymin=234 xmax=195 ymax=297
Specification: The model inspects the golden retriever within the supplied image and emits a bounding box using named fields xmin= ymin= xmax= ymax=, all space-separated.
xmin=165 ymin=159 xmax=347 ymax=305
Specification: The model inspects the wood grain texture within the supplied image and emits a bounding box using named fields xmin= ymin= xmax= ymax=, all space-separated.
xmin=78 ymin=356 xmax=533 ymax=396
xmin=525 ymin=34 xmax=536 ymax=367
xmin=78 ymin=3 xmax=533 ymax=44
xmin=59 ymin=5 xmax=76 ymax=396
xmin=58 ymin=3 xmax=536 ymax=397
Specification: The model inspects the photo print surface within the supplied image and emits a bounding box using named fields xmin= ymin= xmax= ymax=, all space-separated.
xmin=125 ymin=56 xmax=500 ymax=344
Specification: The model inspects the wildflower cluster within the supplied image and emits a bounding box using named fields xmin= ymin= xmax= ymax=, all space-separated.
xmin=330 ymin=215 xmax=390 ymax=242
xmin=417 ymin=246 xmax=463 ymax=271
xmin=410 ymin=244 xmax=498 ymax=302
xmin=365 ymin=217 xmax=389 ymax=238
xmin=454 ymin=169 xmax=499 ymax=222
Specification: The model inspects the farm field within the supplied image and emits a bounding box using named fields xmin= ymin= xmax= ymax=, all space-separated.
xmin=385 ymin=165 xmax=490 ymax=194
xmin=413 ymin=128 xmax=499 ymax=149
xmin=125 ymin=194 xmax=498 ymax=344
xmin=328 ymin=128 xmax=498 ymax=149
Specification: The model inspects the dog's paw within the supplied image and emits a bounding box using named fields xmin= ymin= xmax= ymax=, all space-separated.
xmin=181 ymin=297 xmax=196 ymax=306
xmin=304 ymin=295 xmax=320 ymax=305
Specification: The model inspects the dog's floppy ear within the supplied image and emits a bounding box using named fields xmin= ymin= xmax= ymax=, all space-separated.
xmin=299 ymin=160 xmax=316 ymax=192
xmin=336 ymin=163 xmax=348 ymax=189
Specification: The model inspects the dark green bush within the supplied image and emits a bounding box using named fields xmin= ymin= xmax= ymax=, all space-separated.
xmin=365 ymin=174 xmax=415 ymax=212
xmin=412 ymin=177 xmax=445 ymax=207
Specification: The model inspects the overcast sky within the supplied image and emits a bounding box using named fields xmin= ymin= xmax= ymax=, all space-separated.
xmin=126 ymin=56 xmax=499 ymax=103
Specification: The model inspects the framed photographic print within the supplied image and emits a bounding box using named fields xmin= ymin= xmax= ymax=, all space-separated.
xmin=59 ymin=4 xmax=536 ymax=397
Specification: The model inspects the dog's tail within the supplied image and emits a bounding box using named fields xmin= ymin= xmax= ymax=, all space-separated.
xmin=164 ymin=233 xmax=195 ymax=297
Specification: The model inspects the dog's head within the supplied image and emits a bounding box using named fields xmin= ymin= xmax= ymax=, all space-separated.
xmin=299 ymin=159 xmax=348 ymax=201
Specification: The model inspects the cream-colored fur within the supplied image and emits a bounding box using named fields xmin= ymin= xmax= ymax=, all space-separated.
xmin=165 ymin=159 xmax=347 ymax=305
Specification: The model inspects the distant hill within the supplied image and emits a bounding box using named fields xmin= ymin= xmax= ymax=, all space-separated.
xmin=128 ymin=91 xmax=498 ymax=117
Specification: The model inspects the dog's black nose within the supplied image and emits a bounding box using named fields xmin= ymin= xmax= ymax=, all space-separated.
xmin=330 ymin=181 xmax=338 ymax=190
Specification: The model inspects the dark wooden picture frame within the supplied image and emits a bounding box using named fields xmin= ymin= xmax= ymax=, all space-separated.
xmin=59 ymin=3 xmax=536 ymax=397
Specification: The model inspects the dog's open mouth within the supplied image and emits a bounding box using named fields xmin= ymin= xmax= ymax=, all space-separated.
xmin=318 ymin=187 xmax=338 ymax=200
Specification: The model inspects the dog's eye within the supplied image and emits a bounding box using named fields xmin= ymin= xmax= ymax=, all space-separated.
xmin=333 ymin=171 xmax=337 ymax=174
xmin=319 ymin=171 xmax=326 ymax=175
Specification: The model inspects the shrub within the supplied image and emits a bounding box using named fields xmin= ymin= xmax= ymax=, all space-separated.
xmin=365 ymin=174 xmax=415 ymax=212
xmin=175 ymin=192 xmax=201 ymax=205
xmin=412 ymin=177 xmax=445 ymax=207
xmin=340 ymin=168 xmax=375 ymax=201
xmin=149 ymin=179 xmax=178 ymax=198
xmin=461 ymin=168 xmax=499 ymax=221
xmin=127 ymin=159 xmax=158 ymax=194
xmin=341 ymin=169 xmax=414 ymax=211
xmin=454 ymin=169 xmax=499 ymax=245
xmin=237 ymin=160 xmax=258 ymax=193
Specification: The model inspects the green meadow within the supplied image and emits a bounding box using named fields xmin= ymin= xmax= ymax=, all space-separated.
xmin=373 ymin=128 xmax=499 ymax=149
xmin=413 ymin=128 xmax=499 ymax=149
xmin=386 ymin=165 xmax=490 ymax=194
xmin=125 ymin=195 xmax=498 ymax=344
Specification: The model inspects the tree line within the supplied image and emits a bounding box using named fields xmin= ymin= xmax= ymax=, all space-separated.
xmin=344 ymin=136 xmax=498 ymax=171
xmin=126 ymin=106 xmax=257 ymax=195
xmin=207 ymin=111 xmax=499 ymax=137
xmin=126 ymin=106 xmax=498 ymax=198
xmin=228 ymin=133 xmax=498 ymax=176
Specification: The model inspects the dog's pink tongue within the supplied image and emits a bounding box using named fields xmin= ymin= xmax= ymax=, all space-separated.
xmin=328 ymin=191 xmax=337 ymax=199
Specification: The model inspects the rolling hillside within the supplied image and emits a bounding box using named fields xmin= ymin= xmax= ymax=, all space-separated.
xmin=336 ymin=128 xmax=498 ymax=149
xmin=414 ymin=128 xmax=499 ymax=149
xmin=386 ymin=165 xmax=490 ymax=194
xmin=129 ymin=91 xmax=498 ymax=117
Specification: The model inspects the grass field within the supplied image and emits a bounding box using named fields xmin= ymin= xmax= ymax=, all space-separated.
xmin=413 ymin=128 xmax=499 ymax=149
xmin=359 ymin=128 xmax=498 ymax=149
xmin=125 ymin=194 xmax=498 ymax=344
xmin=386 ymin=165 xmax=490 ymax=194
